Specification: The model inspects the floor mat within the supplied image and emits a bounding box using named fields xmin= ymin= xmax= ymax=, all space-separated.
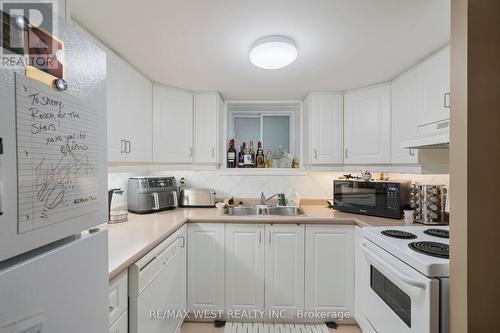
xmin=223 ymin=322 xmax=331 ymax=333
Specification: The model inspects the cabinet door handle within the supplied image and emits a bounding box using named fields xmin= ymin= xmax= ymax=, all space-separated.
xmin=120 ymin=140 xmax=126 ymax=154
xmin=126 ymin=140 xmax=131 ymax=153
xmin=211 ymin=147 xmax=215 ymax=158
xmin=345 ymin=148 xmax=348 ymax=159
xmin=108 ymin=305 xmax=114 ymax=313
xmin=259 ymin=231 xmax=262 ymax=243
xmin=409 ymin=148 xmax=415 ymax=156
xmin=444 ymin=92 xmax=450 ymax=109
xmin=313 ymin=148 xmax=317 ymax=159
xmin=189 ymin=147 xmax=193 ymax=158
xmin=268 ymin=231 xmax=271 ymax=244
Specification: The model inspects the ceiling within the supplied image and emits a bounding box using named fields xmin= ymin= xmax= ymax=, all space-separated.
xmin=69 ymin=0 xmax=450 ymax=100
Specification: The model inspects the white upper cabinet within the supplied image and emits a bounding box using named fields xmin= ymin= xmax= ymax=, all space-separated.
xmin=153 ymin=86 xmax=194 ymax=162
xmin=265 ymin=224 xmax=305 ymax=316
xmin=416 ymin=45 xmax=450 ymax=127
xmin=107 ymin=51 xmax=152 ymax=162
xmin=194 ymin=93 xmax=220 ymax=164
xmin=391 ymin=69 xmax=420 ymax=163
xmin=304 ymin=93 xmax=343 ymax=164
xmin=187 ymin=223 xmax=225 ymax=312
xmin=344 ymin=85 xmax=391 ymax=164
xmin=225 ymin=224 xmax=265 ymax=312
xmin=304 ymin=225 xmax=354 ymax=315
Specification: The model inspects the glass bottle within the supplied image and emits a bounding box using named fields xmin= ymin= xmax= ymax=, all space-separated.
xmin=249 ymin=141 xmax=256 ymax=168
xmin=243 ymin=142 xmax=252 ymax=168
xmin=265 ymin=151 xmax=273 ymax=168
xmin=256 ymin=142 xmax=265 ymax=168
xmin=226 ymin=139 xmax=237 ymax=168
xmin=238 ymin=144 xmax=245 ymax=168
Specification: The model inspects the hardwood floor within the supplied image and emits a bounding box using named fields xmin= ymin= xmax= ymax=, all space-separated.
xmin=181 ymin=322 xmax=362 ymax=333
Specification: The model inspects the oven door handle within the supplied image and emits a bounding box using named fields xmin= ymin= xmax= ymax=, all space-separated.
xmin=361 ymin=242 xmax=427 ymax=289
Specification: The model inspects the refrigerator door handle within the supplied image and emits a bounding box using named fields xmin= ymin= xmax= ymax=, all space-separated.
xmin=0 ymin=137 xmax=3 ymax=215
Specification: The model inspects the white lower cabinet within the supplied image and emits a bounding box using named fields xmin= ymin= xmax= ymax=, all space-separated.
xmin=187 ymin=223 xmax=225 ymax=312
xmin=110 ymin=311 xmax=128 ymax=333
xmin=225 ymin=224 xmax=265 ymax=312
xmin=265 ymin=224 xmax=305 ymax=316
xmin=109 ymin=270 xmax=128 ymax=332
xmin=186 ymin=223 xmax=354 ymax=322
xmin=304 ymin=225 xmax=354 ymax=315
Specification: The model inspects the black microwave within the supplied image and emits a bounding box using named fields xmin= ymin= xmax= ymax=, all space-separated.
xmin=333 ymin=180 xmax=411 ymax=219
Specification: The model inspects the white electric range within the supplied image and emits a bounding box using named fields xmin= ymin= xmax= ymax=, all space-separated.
xmin=356 ymin=226 xmax=449 ymax=333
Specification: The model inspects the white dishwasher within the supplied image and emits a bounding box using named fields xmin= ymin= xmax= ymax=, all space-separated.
xmin=129 ymin=225 xmax=187 ymax=333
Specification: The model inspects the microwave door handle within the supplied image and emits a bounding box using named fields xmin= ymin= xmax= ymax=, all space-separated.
xmin=360 ymin=242 xmax=426 ymax=289
xmin=152 ymin=192 xmax=160 ymax=210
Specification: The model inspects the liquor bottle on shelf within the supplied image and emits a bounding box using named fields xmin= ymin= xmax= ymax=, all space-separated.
xmin=249 ymin=141 xmax=256 ymax=167
xmin=226 ymin=139 xmax=237 ymax=168
xmin=265 ymin=151 xmax=273 ymax=168
xmin=256 ymin=141 xmax=265 ymax=168
xmin=243 ymin=142 xmax=253 ymax=168
xmin=238 ymin=144 xmax=245 ymax=168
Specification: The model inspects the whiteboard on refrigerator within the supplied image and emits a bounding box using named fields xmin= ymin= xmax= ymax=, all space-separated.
xmin=15 ymin=73 xmax=101 ymax=234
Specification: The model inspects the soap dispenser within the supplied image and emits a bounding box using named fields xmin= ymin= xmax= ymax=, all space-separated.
xmin=287 ymin=188 xmax=301 ymax=207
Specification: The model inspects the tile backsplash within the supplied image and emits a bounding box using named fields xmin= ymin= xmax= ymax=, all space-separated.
xmin=108 ymin=170 xmax=449 ymax=209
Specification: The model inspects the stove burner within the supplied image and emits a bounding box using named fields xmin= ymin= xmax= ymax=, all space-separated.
xmin=408 ymin=241 xmax=449 ymax=259
xmin=424 ymin=228 xmax=449 ymax=239
xmin=381 ymin=230 xmax=417 ymax=239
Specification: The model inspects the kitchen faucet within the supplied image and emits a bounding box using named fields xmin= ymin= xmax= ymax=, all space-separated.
xmin=260 ymin=192 xmax=286 ymax=206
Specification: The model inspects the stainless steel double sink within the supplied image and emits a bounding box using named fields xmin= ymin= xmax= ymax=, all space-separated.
xmin=223 ymin=206 xmax=305 ymax=216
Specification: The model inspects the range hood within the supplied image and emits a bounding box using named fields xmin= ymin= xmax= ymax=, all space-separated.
xmin=400 ymin=121 xmax=450 ymax=149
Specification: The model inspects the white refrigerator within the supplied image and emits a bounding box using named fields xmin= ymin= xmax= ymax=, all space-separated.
xmin=0 ymin=6 xmax=109 ymax=333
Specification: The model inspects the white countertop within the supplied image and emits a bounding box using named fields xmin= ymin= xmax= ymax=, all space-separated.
xmin=104 ymin=205 xmax=415 ymax=280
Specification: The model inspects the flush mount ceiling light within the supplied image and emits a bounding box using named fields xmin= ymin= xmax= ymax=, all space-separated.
xmin=249 ymin=36 xmax=298 ymax=70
